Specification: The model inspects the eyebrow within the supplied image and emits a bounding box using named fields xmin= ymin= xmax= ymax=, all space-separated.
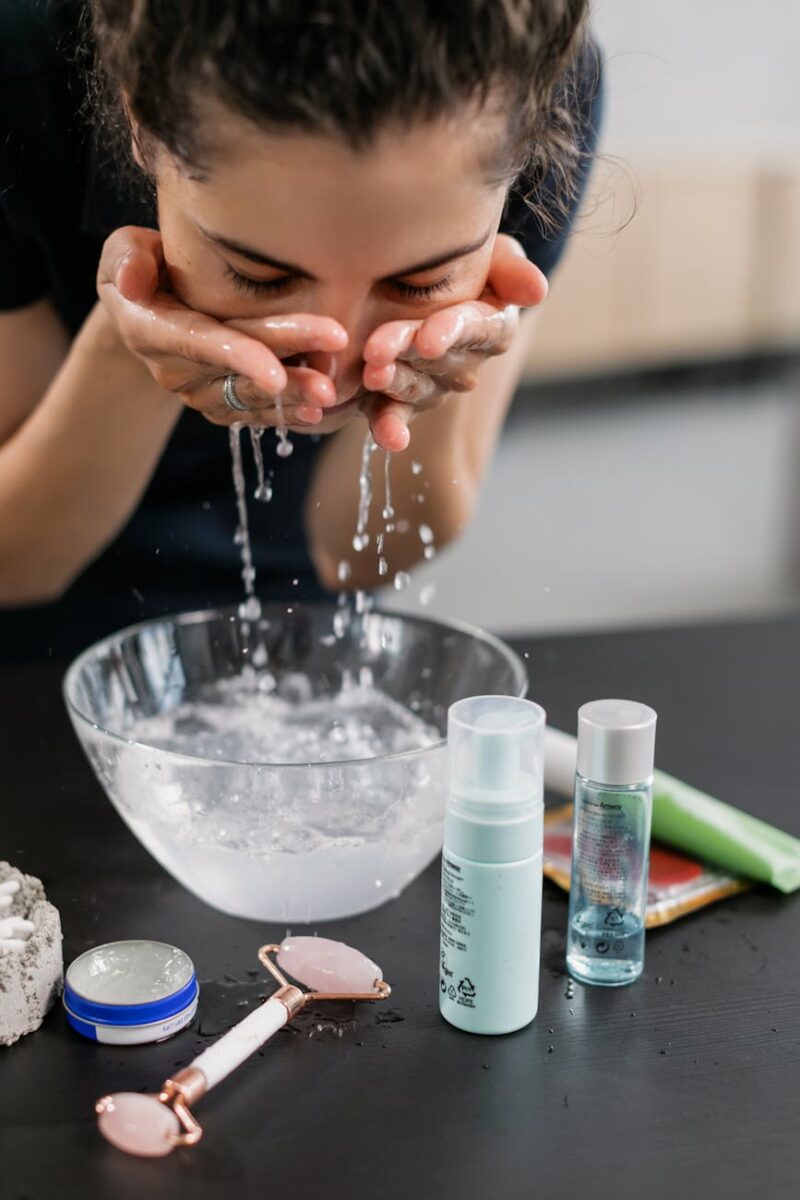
xmin=198 ymin=223 xmax=493 ymax=280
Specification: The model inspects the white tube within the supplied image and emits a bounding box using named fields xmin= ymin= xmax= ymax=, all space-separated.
xmin=544 ymin=726 xmax=579 ymax=799
xmin=190 ymin=996 xmax=288 ymax=1091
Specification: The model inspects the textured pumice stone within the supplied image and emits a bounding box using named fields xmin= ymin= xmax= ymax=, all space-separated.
xmin=0 ymin=862 xmax=63 ymax=1047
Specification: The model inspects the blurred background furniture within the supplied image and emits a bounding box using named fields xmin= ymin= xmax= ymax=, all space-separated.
xmin=384 ymin=0 xmax=800 ymax=634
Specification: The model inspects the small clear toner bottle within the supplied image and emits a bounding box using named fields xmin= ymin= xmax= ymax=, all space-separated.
xmin=566 ymin=699 xmax=657 ymax=986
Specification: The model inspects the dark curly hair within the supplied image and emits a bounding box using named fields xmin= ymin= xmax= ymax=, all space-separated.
xmin=87 ymin=0 xmax=593 ymax=232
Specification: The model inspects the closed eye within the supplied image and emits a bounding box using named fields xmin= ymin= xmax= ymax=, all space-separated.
xmin=225 ymin=263 xmax=454 ymax=302
xmin=224 ymin=264 xmax=295 ymax=295
xmin=390 ymin=275 xmax=453 ymax=301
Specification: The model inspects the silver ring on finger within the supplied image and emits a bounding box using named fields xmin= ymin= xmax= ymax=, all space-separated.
xmin=223 ymin=373 xmax=249 ymax=413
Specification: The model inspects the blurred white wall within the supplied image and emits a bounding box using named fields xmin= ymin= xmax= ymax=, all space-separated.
xmin=594 ymin=0 xmax=800 ymax=157
xmin=382 ymin=2 xmax=800 ymax=635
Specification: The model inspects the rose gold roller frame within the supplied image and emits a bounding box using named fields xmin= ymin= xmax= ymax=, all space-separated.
xmin=96 ymin=943 xmax=391 ymax=1150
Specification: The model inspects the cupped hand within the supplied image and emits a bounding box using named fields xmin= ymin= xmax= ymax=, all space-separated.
xmin=361 ymin=235 xmax=547 ymax=451
xmin=97 ymin=227 xmax=347 ymax=428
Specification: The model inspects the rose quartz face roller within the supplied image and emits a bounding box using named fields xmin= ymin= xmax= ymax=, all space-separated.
xmin=95 ymin=936 xmax=390 ymax=1157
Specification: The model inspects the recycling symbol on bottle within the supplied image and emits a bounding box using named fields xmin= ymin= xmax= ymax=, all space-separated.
xmin=458 ymin=978 xmax=477 ymax=999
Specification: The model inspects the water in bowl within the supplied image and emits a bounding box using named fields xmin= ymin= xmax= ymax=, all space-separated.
xmin=98 ymin=665 xmax=444 ymax=922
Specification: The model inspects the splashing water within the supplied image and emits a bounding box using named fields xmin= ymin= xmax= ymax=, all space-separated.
xmin=249 ymin=427 xmax=273 ymax=502
xmin=274 ymin=395 xmax=293 ymax=458
xmin=393 ymin=571 xmax=411 ymax=591
xmin=355 ymin=590 xmax=372 ymax=615
xmin=419 ymin=584 xmax=436 ymax=607
xmin=125 ymin=670 xmax=439 ymax=767
xmin=337 ymin=560 xmax=352 ymax=584
xmin=382 ymin=452 xmax=395 ymax=522
xmin=229 ymin=425 xmax=259 ymax=620
xmin=107 ymin=668 xmax=446 ymax=918
xmin=353 ymin=433 xmax=376 ymax=552
xmin=418 ymin=522 xmax=436 ymax=562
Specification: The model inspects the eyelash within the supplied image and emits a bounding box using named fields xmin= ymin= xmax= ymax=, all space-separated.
xmin=391 ymin=275 xmax=453 ymax=301
xmin=224 ymin=264 xmax=453 ymax=301
xmin=224 ymin=265 xmax=293 ymax=296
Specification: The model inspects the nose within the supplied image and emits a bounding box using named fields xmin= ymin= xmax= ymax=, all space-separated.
xmin=313 ymin=291 xmax=377 ymax=401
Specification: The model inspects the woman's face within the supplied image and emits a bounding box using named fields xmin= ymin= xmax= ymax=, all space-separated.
xmin=153 ymin=106 xmax=509 ymax=402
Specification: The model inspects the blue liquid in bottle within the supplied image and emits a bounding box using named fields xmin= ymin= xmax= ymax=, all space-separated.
xmin=567 ymin=775 xmax=652 ymax=986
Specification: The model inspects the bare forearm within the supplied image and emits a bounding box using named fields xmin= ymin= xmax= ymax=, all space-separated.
xmin=0 ymin=304 xmax=182 ymax=603
xmin=306 ymin=312 xmax=536 ymax=590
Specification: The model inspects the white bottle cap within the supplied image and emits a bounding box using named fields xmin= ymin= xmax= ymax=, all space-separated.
xmin=449 ymin=695 xmax=545 ymax=813
xmin=576 ymin=699 xmax=657 ymax=786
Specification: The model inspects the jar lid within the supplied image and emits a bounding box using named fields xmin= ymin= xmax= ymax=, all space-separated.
xmin=64 ymin=940 xmax=198 ymax=1045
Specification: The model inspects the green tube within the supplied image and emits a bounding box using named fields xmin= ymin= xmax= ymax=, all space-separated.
xmin=652 ymin=770 xmax=800 ymax=894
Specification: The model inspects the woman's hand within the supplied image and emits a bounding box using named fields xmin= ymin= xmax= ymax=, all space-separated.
xmin=361 ymin=235 xmax=547 ymax=451
xmin=97 ymin=227 xmax=347 ymax=428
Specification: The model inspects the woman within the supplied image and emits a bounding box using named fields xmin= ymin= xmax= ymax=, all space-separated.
xmin=0 ymin=0 xmax=601 ymax=660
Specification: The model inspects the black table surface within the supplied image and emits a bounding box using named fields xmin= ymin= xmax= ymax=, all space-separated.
xmin=2 ymin=615 xmax=799 ymax=1200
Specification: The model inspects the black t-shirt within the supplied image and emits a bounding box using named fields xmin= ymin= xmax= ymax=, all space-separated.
xmin=0 ymin=0 xmax=602 ymax=660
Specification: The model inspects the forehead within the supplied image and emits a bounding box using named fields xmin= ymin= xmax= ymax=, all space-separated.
xmin=163 ymin=106 xmax=508 ymax=273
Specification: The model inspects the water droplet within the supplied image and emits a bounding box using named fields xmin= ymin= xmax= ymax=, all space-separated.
xmin=393 ymin=571 xmax=411 ymax=591
xmin=411 ymin=461 xmax=422 ymax=475
xmin=419 ymin=584 xmax=436 ymax=607
xmin=378 ymin=557 xmax=388 ymax=576
xmin=374 ymin=879 xmax=383 ymax=889
xmin=418 ymin=524 xmax=434 ymax=545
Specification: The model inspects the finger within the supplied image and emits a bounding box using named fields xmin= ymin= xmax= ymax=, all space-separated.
xmin=362 ymin=362 xmax=396 ymax=392
xmin=362 ymin=319 xmax=420 ymax=367
xmin=284 ymin=365 xmax=338 ymax=408
xmin=414 ymin=301 xmax=517 ymax=359
xmin=185 ymin=375 xmax=323 ymax=428
xmin=98 ymin=226 xmax=164 ymax=302
xmin=117 ymin=295 xmax=289 ymax=395
xmin=487 ymin=234 xmax=548 ymax=307
xmin=293 ymin=404 xmax=324 ymax=425
xmin=374 ymin=360 xmax=438 ymax=406
xmin=363 ymin=395 xmax=412 ymax=452
xmin=397 ymin=345 xmax=484 ymax=379
xmin=227 ymin=314 xmax=348 ymax=359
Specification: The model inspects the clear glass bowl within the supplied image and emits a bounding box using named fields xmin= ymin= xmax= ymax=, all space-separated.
xmin=63 ymin=604 xmax=527 ymax=922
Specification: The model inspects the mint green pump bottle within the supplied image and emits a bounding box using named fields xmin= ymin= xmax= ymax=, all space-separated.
xmin=439 ymin=696 xmax=545 ymax=1035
